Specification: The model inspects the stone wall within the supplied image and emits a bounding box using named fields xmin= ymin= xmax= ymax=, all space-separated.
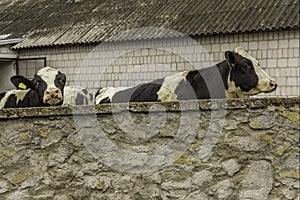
xmin=0 ymin=98 xmax=299 ymax=200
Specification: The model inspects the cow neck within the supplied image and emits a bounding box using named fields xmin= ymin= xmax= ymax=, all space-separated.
xmin=216 ymin=60 xmax=230 ymax=90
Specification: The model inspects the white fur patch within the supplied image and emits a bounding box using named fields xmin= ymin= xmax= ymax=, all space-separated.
xmin=95 ymin=86 xmax=130 ymax=104
xmin=0 ymin=89 xmax=30 ymax=108
xmin=37 ymin=67 xmax=60 ymax=89
xmin=63 ymin=86 xmax=93 ymax=105
xmin=157 ymin=71 xmax=189 ymax=102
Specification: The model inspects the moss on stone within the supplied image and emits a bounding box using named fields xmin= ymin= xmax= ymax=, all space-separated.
xmin=61 ymin=139 xmax=68 ymax=145
xmin=97 ymin=182 xmax=106 ymax=190
xmin=0 ymin=149 xmax=15 ymax=163
xmin=38 ymin=128 xmax=49 ymax=137
xmin=191 ymin=142 xmax=200 ymax=149
xmin=19 ymin=132 xmax=30 ymax=140
xmin=277 ymin=106 xmax=300 ymax=124
xmin=258 ymin=134 xmax=273 ymax=145
xmin=173 ymin=155 xmax=192 ymax=165
xmin=12 ymin=170 xmax=34 ymax=184
xmin=0 ymin=154 xmax=7 ymax=163
xmin=280 ymin=171 xmax=300 ymax=179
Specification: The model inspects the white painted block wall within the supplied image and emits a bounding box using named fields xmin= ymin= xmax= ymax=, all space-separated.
xmin=16 ymin=29 xmax=299 ymax=97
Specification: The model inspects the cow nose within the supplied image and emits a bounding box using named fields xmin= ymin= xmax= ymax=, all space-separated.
xmin=270 ymin=81 xmax=277 ymax=91
xmin=46 ymin=89 xmax=60 ymax=98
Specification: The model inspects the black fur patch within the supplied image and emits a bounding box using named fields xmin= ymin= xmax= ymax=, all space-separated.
xmin=4 ymin=95 xmax=17 ymax=108
xmin=175 ymin=64 xmax=228 ymax=99
xmin=227 ymin=52 xmax=258 ymax=92
xmin=0 ymin=92 xmax=6 ymax=101
xmin=111 ymin=78 xmax=164 ymax=103
xmin=100 ymin=97 xmax=111 ymax=104
xmin=3 ymin=90 xmax=41 ymax=108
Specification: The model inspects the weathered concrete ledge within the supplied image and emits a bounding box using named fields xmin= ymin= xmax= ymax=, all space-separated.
xmin=0 ymin=97 xmax=299 ymax=119
xmin=0 ymin=97 xmax=299 ymax=199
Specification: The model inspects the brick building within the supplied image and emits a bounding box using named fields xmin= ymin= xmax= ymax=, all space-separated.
xmin=0 ymin=0 xmax=299 ymax=97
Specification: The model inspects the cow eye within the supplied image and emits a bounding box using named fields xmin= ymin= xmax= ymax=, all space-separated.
xmin=34 ymin=81 xmax=40 ymax=86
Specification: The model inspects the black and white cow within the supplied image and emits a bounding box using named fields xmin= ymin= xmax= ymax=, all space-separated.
xmin=63 ymin=86 xmax=93 ymax=105
xmin=95 ymin=47 xmax=277 ymax=104
xmin=0 ymin=67 xmax=66 ymax=108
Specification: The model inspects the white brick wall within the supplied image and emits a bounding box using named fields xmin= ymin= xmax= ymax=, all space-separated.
xmin=0 ymin=45 xmax=18 ymax=58
xmin=16 ymin=29 xmax=299 ymax=97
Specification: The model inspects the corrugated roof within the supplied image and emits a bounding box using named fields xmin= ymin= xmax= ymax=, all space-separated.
xmin=0 ymin=0 xmax=298 ymax=49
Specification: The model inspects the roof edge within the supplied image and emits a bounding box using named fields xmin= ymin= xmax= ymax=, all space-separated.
xmin=0 ymin=38 xmax=24 ymax=46
xmin=189 ymin=26 xmax=300 ymax=38
xmin=11 ymin=26 xmax=299 ymax=50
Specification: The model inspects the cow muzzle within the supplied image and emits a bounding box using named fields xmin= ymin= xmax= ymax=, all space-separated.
xmin=44 ymin=88 xmax=63 ymax=105
xmin=254 ymin=78 xmax=277 ymax=95
xmin=260 ymin=79 xmax=277 ymax=93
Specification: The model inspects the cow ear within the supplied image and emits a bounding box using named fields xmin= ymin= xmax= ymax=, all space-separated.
xmin=10 ymin=75 xmax=34 ymax=90
xmin=225 ymin=51 xmax=235 ymax=68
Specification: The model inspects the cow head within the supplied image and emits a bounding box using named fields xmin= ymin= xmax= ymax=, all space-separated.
xmin=11 ymin=67 xmax=66 ymax=106
xmin=225 ymin=46 xmax=277 ymax=98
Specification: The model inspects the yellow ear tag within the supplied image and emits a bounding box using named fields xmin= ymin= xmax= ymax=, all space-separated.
xmin=18 ymin=83 xmax=27 ymax=89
